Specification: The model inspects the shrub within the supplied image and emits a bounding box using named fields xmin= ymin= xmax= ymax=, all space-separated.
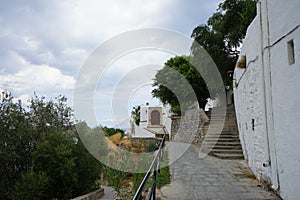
xmin=32 ymin=129 xmax=101 ymax=199
xmin=10 ymin=169 xmax=49 ymax=200
xmin=145 ymin=141 xmax=158 ymax=153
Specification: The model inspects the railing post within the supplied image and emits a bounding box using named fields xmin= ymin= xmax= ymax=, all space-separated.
xmin=153 ymin=167 xmax=157 ymax=200
xmin=132 ymin=132 xmax=166 ymax=200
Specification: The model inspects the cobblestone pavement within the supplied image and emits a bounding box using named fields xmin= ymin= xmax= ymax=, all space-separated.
xmin=157 ymin=142 xmax=280 ymax=200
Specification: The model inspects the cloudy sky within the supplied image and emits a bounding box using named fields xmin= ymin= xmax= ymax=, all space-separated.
xmin=0 ymin=0 xmax=221 ymax=128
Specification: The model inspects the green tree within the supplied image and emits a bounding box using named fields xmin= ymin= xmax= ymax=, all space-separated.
xmin=152 ymin=56 xmax=209 ymax=115
xmin=32 ymin=128 xmax=102 ymax=200
xmin=191 ymin=0 xmax=257 ymax=81
xmin=28 ymin=93 xmax=73 ymax=133
xmin=132 ymin=106 xmax=141 ymax=126
xmin=0 ymin=91 xmax=102 ymax=200
xmin=209 ymin=0 xmax=257 ymax=49
xmin=72 ymin=136 xmax=103 ymax=196
xmin=0 ymin=91 xmax=34 ymax=199
xmin=102 ymin=126 xmax=124 ymax=137
xmin=32 ymin=129 xmax=78 ymax=199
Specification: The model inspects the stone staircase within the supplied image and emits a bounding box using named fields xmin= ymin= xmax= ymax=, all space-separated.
xmin=201 ymin=104 xmax=244 ymax=160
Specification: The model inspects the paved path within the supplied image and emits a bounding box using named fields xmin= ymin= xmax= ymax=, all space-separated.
xmin=99 ymin=186 xmax=116 ymax=200
xmin=157 ymin=142 xmax=280 ymax=200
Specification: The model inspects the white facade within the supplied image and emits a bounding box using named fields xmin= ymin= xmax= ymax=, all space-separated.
xmin=234 ymin=1 xmax=300 ymax=199
xmin=131 ymin=104 xmax=172 ymax=138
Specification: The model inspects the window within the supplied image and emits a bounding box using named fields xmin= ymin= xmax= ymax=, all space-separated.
xmin=252 ymin=119 xmax=255 ymax=131
xmin=287 ymin=40 xmax=295 ymax=65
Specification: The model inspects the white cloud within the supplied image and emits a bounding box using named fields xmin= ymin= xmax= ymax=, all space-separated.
xmin=0 ymin=54 xmax=75 ymax=99
xmin=0 ymin=0 xmax=223 ymax=127
xmin=64 ymin=0 xmax=173 ymax=40
xmin=23 ymin=36 xmax=40 ymax=51
xmin=1 ymin=51 xmax=28 ymax=72
xmin=16 ymin=64 xmax=74 ymax=90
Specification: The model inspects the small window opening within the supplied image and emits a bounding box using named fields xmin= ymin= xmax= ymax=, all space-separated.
xmin=252 ymin=119 xmax=255 ymax=131
xmin=288 ymin=40 xmax=295 ymax=65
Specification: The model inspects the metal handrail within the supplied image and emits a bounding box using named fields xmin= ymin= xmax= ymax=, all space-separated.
xmin=132 ymin=132 xmax=166 ymax=200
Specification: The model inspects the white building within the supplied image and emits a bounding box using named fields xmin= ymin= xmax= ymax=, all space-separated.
xmin=234 ymin=0 xmax=300 ymax=199
xmin=130 ymin=103 xmax=172 ymax=138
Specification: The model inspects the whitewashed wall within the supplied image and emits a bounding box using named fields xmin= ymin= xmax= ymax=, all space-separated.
xmin=267 ymin=1 xmax=300 ymax=199
xmin=234 ymin=16 xmax=271 ymax=182
xmin=162 ymin=105 xmax=172 ymax=134
xmin=234 ymin=0 xmax=300 ymax=199
xmin=139 ymin=105 xmax=149 ymax=129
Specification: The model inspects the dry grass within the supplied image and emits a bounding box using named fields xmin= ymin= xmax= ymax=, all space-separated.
xmin=108 ymin=132 xmax=122 ymax=145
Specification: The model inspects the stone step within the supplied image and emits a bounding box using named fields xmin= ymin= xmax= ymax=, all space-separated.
xmin=208 ymin=117 xmax=236 ymax=119
xmin=222 ymin=117 xmax=236 ymax=119
xmin=212 ymin=153 xmax=244 ymax=160
xmin=204 ymin=129 xmax=239 ymax=132
xmin=205 ymin=137 xmax=240 ymax=141
xmin=208 ymin=119 xmax=233 ymax=122
xmin=209 ymin=114 xmax=237 ymax=117
xmin=203 ymin=129 xmax=239 ymax=133
xmin=205 ymin=119 xmax=236 ymax=122
xmin=204 ymin=123 xmax=237 ymax=126
xmin=220 ymin=130 xmax=239 ymax=132
xmin=205 ymin=135 xmax=240 ymax=139
xmin=204 ymin=145 xmax=243 ymax=150
xmin=209 ymin=122 xmax=237 ymax=125
xmin=204 ymin=138 xmax=241 ymax=142
xmin=206 ymin=131 xmax=239 ymax=134
xmin=221 ymin=132 xmax=239 ymax=135
xmin=210 ymin=149 xmax=243 ymax=154
xmin=205 ymin=124 xmax=237 ymax=127
xmin=210 ymin=113 xmax=236 ymax=115
xmin=205 ymin=124 xmax=236 ymax=126
xmin=205 ymin=130 xmax=239 ymax=134
xmin=204 ymin=125 xmax=238 ymax=129
xmin=206 ymin=135 xmax=240 ymax=139
xmin=204 ymin=132 xmax=239 ymax=135
xmin=202 ymin=105 xmax=244 ymax=160
xmin=202 ymin=142 xmax=242 ymax=146
xmin=206 ymin=119 xmax=237 ymax=122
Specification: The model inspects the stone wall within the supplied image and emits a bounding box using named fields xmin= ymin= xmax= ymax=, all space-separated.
xmin=171 ymin=108 xmax=208 ymax=144
xmin=130 ymin=137 xmax=161 ymax=147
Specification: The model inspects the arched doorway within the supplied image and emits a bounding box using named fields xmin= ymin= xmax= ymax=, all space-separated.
xmin=151 ymin=110 xmax=160 ymax=125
